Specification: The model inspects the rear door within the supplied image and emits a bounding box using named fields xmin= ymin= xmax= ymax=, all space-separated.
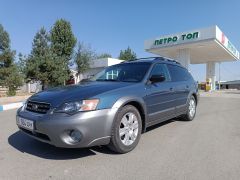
xmin=145 ymin=63 xmax=176 ymax=123
xmin=167 ymin=65 xmax=191 ymax=115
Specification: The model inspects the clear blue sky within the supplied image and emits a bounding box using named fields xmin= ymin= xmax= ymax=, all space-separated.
xmin=0 ymin=0 xmax=240 ymax=81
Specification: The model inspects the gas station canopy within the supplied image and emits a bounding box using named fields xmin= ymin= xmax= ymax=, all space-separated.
xmin=144 ymin=26 xmax=239 ymax=64
xmin=144 ymin=25 xmax=239 ymax=91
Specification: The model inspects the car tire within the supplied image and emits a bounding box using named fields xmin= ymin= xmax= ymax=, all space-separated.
xmin=108 ymin=105 xmax=142 ymax=154
xmin=181 ymin=95 xmax=197 ymax=121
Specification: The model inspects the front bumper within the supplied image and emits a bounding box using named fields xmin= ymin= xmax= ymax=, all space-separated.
xmin=16 ymin=107 xmax=118 ymax=148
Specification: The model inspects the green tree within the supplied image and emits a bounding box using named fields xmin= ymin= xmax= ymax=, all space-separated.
xmin=50 ymin=19 xmax=77 ymax=85
xmin=118 ymin=46 xmax=137 ymax=60
xmin=0 ymin=24 xmax=22 ymax=96
xmin=25 ymin=27 xmax=54 ymax=89
xmin=17 ymin=53 xmax=26 ymax=75
xmin=97 ymin=53 xmax=112 ymax=59
xmin=75 ymin=42 xmax=96 ymax=78
xmin=17 ymin=53 xmax=30 ymax=81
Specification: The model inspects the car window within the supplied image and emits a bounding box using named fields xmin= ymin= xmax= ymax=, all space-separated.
xmin=91 ymin=63 xmax=151 ymax=82
xmin=149 ymin=64 xmax=171 ymax=82
xmin=167 ymin=64 xmax=192 ymax=82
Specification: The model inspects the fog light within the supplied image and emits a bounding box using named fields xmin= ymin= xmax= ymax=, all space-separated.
xmin=69 ymin=130 xmax=82 ymax=143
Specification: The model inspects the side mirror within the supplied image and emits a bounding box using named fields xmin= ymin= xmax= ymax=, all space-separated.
xmin=149 ymin=74 xmax=165 ymax=83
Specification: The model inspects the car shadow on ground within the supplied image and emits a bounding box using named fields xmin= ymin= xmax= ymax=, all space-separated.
xmin=145 ymin=119 xmax=176 ymax=132
xmin=9 ymin=119 xmax=179 ymax=159
xmin=8 ymin=131 xmax=117 ymax=160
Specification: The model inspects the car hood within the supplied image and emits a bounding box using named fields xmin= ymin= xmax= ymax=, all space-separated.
xmin=28 ymin=81 xmax=135 ymax=107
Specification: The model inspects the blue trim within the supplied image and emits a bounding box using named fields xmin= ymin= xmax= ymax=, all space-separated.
xmin=0 ymin=102 xmax=24 ymax=112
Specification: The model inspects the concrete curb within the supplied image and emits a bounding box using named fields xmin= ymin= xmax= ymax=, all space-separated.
xmin=0 ymin=102 xmax=24 ymax=112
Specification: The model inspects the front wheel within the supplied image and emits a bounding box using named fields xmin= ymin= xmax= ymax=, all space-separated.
xmin=181 ymin=96 xmax=197 ymax=121
xmin=108 ymin=105 xmax=142 ymax=154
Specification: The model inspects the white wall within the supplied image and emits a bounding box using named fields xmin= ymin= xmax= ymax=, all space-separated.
xmin=90 ymin=58 xmax=123 ymax=68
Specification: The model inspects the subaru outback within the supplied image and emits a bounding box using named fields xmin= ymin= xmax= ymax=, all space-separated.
xmin=16 ymin=57 xmax=199 ymax=153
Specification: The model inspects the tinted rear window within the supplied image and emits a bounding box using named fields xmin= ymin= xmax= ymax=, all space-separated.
xmin=167 ymin=64 xmax=193 ymax=82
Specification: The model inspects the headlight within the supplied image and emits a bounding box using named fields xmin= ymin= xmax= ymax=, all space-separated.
xmin=54 ymin=99 xmax=99 ymax=114
xmin=20 ymin=101 xmax=27 ymax=112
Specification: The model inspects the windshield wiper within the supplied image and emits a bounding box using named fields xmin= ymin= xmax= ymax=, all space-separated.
xmin=80 ymin=78 xmax=92 ymax=82
xmin=96 ymin=79 xmax=118 ymax=82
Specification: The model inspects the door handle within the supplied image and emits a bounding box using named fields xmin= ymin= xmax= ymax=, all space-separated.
xmin=169 ymin=87 xmax=174 ymax=91
xmin=186 ymin=85 xmax=189 ymax=89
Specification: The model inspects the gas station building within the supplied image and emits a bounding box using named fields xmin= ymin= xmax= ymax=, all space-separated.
xmin=144 ymin=26 xmax=239 ymax=90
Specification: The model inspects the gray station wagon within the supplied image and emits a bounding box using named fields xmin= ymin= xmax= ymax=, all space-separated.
xmin=16 ymin=57 xmax=199 ymax=153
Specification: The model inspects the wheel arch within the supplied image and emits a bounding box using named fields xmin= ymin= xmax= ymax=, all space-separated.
xmin=191 ymin=93 xmax=198 ymax=105
xmin=112 ymin=97 xmax=147 ymax=133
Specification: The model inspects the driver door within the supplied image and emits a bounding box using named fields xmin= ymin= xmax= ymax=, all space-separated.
xmin=145 ymin=63 xmax=175 ymax=123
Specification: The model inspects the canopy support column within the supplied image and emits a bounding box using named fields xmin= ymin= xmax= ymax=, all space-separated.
xmin=176 ymin=49 xmax=190 ymax=69
xmin=206 ymin=62 xmax=216 ymax=91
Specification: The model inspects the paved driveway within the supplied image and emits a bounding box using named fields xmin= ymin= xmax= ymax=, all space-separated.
xmin=0 ymin=94 xmax=240 ymax=180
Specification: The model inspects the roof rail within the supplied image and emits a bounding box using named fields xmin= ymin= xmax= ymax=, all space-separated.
xmin=120 ymin=57 xmax=158 ymax=62
xmin=121 ymin=56 xmax=181 ymax=65
xmin=164 ymin=58 xmax=181 ymax=65
xmin=153 ymin=56 xmax=181 ymax=65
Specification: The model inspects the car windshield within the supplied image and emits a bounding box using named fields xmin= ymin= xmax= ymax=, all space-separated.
xmin=91 ymin=62 xmax=151 ymax=82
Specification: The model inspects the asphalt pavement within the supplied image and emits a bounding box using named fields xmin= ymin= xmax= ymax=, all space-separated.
xmin=0 ymin=92 xmax=240 ymax=180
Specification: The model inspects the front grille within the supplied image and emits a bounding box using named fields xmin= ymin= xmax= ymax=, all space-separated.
xmin=20 ymin=127 xmax=50 ymax=141
xmin=26 ymin=101 xmax=51 ymax=114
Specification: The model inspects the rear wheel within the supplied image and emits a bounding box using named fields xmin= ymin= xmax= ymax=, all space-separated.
xmin=108 ymin=105 xmax=142 ymax=154
xmin=181 ymin=95 xmax=196 ymax=121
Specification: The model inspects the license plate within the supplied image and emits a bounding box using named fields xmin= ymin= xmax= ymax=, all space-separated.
xmin=17 ymin=117 xmax=34 ymax=131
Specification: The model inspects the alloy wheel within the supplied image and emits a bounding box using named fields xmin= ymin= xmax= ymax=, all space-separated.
xmin=189 ymin=98 xmax=196 ymax=118
xmin=119 ymin=112 xmax=139 ymax=146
